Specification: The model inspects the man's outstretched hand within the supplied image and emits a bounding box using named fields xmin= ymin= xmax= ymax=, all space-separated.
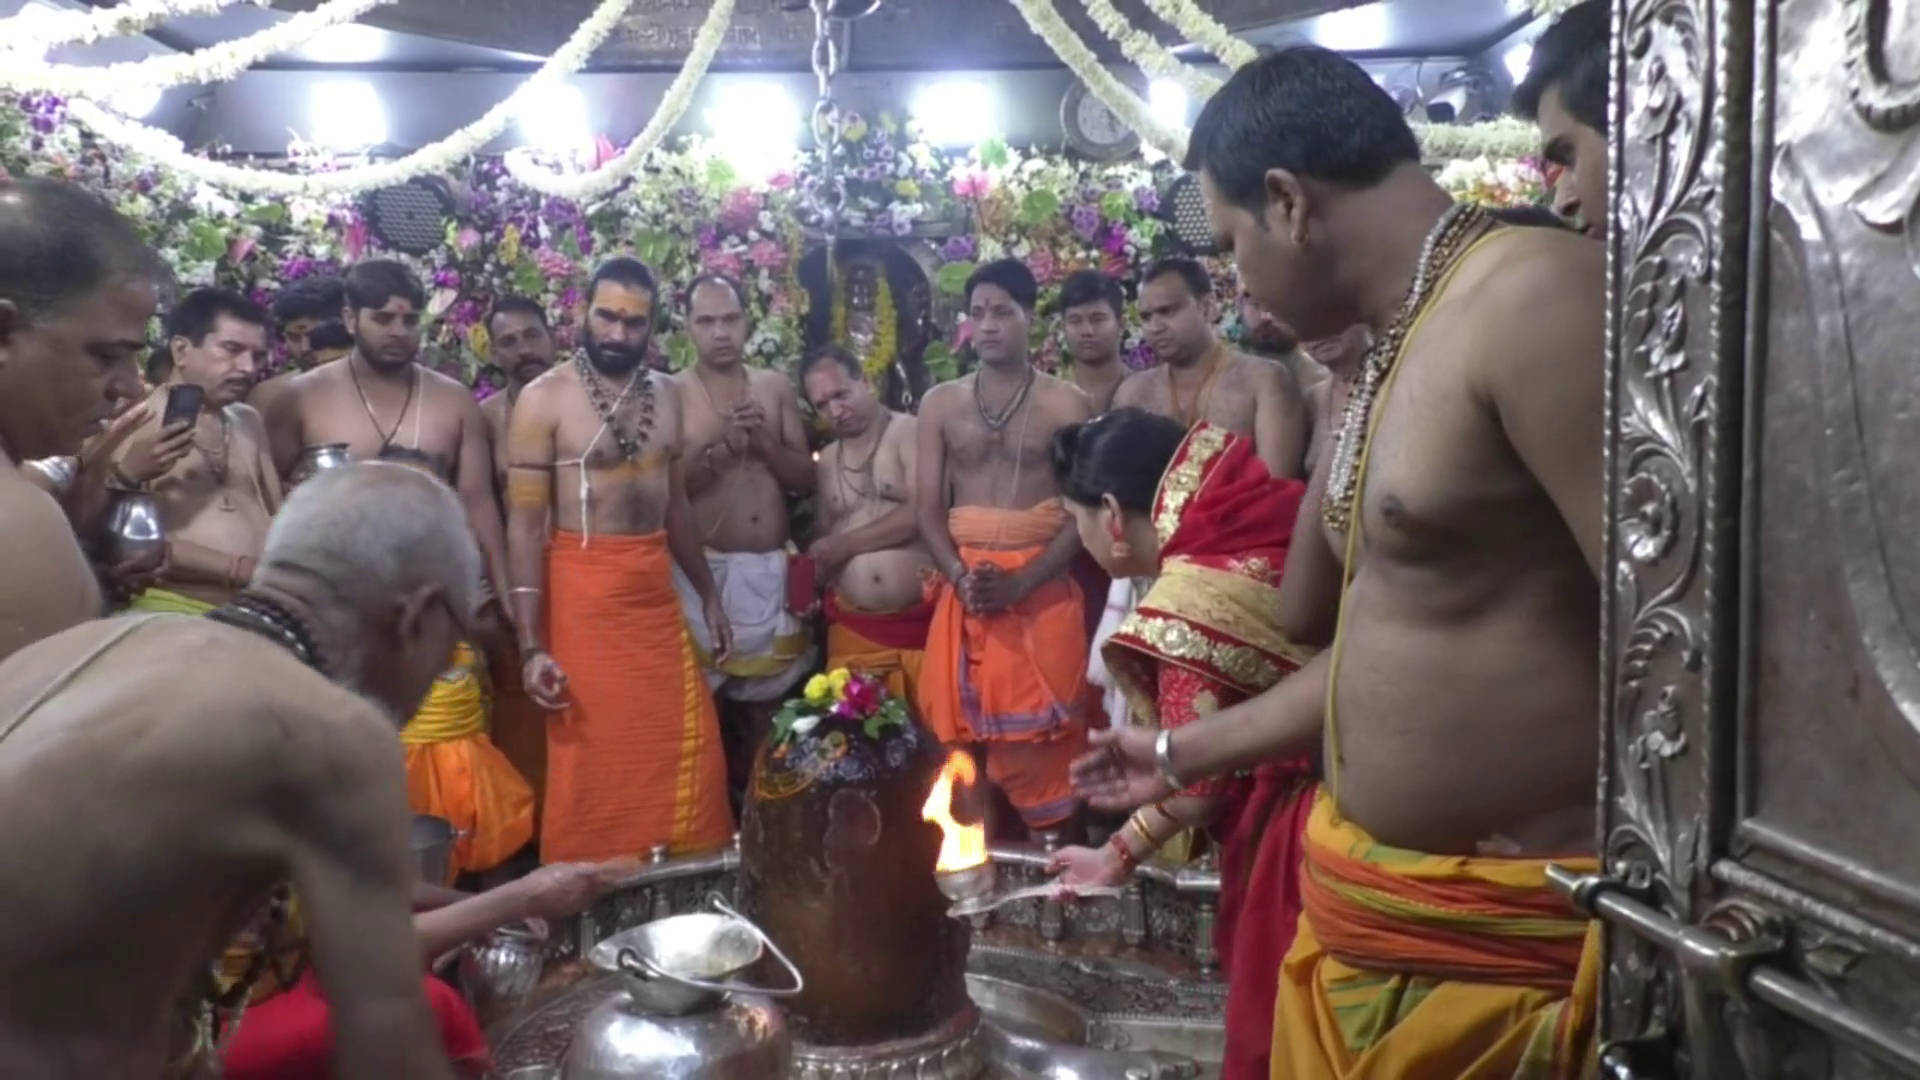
xmin=1070 ymin=726 xmax=1175 ymax=812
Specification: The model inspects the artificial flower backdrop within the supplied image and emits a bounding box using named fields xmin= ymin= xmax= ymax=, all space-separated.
xmin=0 ymin=90 xmax=1549 ymax=394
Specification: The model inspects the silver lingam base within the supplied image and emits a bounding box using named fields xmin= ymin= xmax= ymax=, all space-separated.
xmin=485 ymin=838 xmax=1226 ymax=1079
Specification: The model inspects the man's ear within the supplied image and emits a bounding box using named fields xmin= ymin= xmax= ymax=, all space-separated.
xmin=1263 ymin=168 xmax=1310 ymax=246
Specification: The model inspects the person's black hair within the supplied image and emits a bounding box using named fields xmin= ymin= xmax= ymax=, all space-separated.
xmin=684 ymin=272 xmax=747 ymax=311
xmin=164 ymin=287 xmax=269 ymax=346
xmin=486 ymin=294 xmax=548 ymax=333
xmin=1053 ymin=270 xmax=1125 ymax=318
xmin=343 ymin=258 xmax=426 ymax=313
xmin=144 ymin=342 xmax=174 ymax=385
xmin=1512 ymin=0 xmax=1608 ymax=134
xmin=1050 ymin=407 xmax=1190 ymax=515
xmin=798 ymin=343 xmax=864 ymax=384
xmin=1184 ymin=46 xmax=1423 ymax=214
xmin=305 ymin=320 xmax=354 ymax=351
xmin=964 ymin=258 xmax=1038 ymax=312
xmin=270 ymin=275 xmax=345 ymax=326
xmin=1142 ymin=257 xmax=1212 ymax=301
xmin=587 ymin=256 xmax=659 ymax=307
xmin=1490 ymin=204 xmax=1580 ymax=231
xmin=0 ymin=177 xmax=169 ymax=322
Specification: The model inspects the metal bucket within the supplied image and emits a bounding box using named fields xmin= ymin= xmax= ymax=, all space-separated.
xmin=586 ymin=894 xmax=804 ymax=1017
xmin=461 ymin=924 xmax=546 ymax=1027
xmin=413 ymin=813 xmax=456 ymax=885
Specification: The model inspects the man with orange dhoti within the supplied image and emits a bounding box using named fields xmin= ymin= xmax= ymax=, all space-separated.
xmin=1071 ymin=49 xmax=1606 ymax=1078
xmin=915 ymin=259 xmax=1096 ymax=836
xmin=506 ymin=257 xmax=733 ymax=865
xmin=800 ymin=345 xmax=937 ymax=704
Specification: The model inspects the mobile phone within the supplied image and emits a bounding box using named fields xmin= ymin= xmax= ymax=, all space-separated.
xmin=162 ymin=384 xmax=204 ymax=429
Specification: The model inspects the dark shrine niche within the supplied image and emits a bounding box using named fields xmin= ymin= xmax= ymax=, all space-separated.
xmin=797 ymin=239 xmax=940 ymax=411
xmin=268 ymin=0 xmax=1363 ymax=71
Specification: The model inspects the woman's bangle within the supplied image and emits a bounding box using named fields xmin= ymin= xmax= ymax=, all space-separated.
xmin=1106 ymin=829 xmax=1141 ymax=873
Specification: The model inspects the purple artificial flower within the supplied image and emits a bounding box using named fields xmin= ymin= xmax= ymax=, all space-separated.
xmin=697 ymin=224 xmax=720 ymax=250
xmin=1069 ymin=204 xmax=1100 ymax=241
xmin=1124 ymin=340 xmax=1155 ymax=370
xmin=1132 ymin=186 xmax=1160 ymax=214
xmin=941 ymin=235 xmax=977 ymax=261
xmin=1101 ymin=226 xmax=1129 ymax=255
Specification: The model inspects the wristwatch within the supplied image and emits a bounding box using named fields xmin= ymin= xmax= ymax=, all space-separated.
xmin=1154 ymin=728 xmax=1183 ymax=790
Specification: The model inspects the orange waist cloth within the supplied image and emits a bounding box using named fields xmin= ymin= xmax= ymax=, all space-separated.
xmin=400 ymin=642 xmax=535 ymax=878
xmin=1277 ymin=792 xmax=1601 ymax=1079
xmin=544 ymin=529 xmax=731 ymax=863
xmin=825 ymin=593 xmax=934 ymax=706
xmin=917 ymin=501 xmax=1088 ymax=744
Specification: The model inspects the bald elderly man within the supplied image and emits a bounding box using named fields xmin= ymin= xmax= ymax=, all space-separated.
xmin=0 ymin=463 xmax=484 ymax=1078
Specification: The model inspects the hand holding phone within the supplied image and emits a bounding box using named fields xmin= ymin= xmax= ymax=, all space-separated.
xmin=161 ymin=384 xmax=205 ymax=430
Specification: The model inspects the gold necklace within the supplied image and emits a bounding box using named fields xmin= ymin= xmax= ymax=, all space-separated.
xmin=1321 ymin=203 xmax=1492 ymax=535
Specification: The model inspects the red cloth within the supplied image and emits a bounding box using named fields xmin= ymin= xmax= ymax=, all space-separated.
xmin=221 ymin=972 xmax=491 ymax=1079
xmin=823 ymin=591 xmax=936 ymax=651
xmin=1219 ymin=773 xmax=1316 ymax=1080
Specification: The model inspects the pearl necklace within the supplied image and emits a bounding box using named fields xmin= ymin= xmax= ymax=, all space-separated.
xmin=1321 ymin=203 xmax=1492 ymax=536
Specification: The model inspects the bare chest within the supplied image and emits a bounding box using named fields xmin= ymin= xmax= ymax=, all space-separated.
xmin=555 ymin=382 xmax=674 ymax=470
xmin=301 ymin=383 xmax=457 ymax=475
xmin=942 ymin=406 xmax=1051 ymax=473
xmin=826 ymin=434 xmax=907 ymax=517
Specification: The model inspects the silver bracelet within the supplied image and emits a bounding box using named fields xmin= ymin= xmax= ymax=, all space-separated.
xmin=26 ymin=456 xmax=78 ymax=496
xmin=1154 ymin=728 xmax=1184 ymax=790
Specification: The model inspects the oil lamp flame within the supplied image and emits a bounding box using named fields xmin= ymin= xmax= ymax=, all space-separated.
xmin=921 ymin=750 xmax=987 ymax=874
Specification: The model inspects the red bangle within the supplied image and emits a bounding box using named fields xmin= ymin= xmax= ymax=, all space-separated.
xmin=1107 ymin=830 xmax=1139 ymax=873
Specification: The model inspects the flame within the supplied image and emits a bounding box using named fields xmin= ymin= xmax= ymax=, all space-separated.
xmin=921 ymin=750 xmax=988 ymax=873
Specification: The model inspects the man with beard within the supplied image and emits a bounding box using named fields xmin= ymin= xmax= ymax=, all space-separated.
xmin=1072 ymin=47 xmax=1605 ymax=1078
xmin=802 ymin=345 xmax=935 ymax=704
xmin=1113 ymin=257 xmax=1309 ymax=479
xmin=916 ymin=258 xmax=1094 ymax=839
xmin=479 ymin=295 xmax=556 ymax=489
xmin=249 ymin=275 xmax=345 ymax=417
xmin=675 ymin=274 xmax=817 ymax=797
xmin=0 ymin=463 xmax=475 ymax=1079
xmin=506 ymin=256 xmax=732 ymax=864
xmin=1515 ymin=0 xmax=1608 ymax=240
xmin=0 ymin=178 xmax=164 ymax=664
xmin=111 ymin=288 xmax=282 ymax=616
xmin=1054 ymin=270 xmax=1128 ymax=414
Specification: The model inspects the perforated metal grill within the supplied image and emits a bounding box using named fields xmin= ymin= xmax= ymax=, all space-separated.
xmin=1164 ymin=173 xmax=1219 ymax=256
xmin=362 ymin=179 xmax=452 ymax=257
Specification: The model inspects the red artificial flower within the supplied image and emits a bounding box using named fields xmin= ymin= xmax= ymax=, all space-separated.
xmin=841 ymin=676 xmax=884 ymax=717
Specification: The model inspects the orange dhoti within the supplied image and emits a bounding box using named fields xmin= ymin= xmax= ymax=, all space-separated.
xmin=917 ymin=501 xmax=1089 ymax=829
xmin=1275 ymin=792 xmax=1600 ymax=1079
xmin=543 ymin=529 xmax=732 ymax=863
xmin=824 ymin=591 xmax=935 ymax=705
xmin=400 ymin=642 xmax=536 ymax=879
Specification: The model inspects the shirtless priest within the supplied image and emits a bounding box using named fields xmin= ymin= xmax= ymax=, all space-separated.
xmin=0 ymin=462 xmax=480 ymax=1079
xmin=916 ymin=257 xmax=1094 ymax=838
xmin=802 ymin=344 xmax=936 ymax=704
xmin=119 ymin=287 xmax=283 ymax=616
xmin=507 ymin=256 xmax=733 ymax=865
xmin=0 ymin=178 xmax=164 ymax=664
xmin=1072 ymin=47 xmax=1606 ymax=1078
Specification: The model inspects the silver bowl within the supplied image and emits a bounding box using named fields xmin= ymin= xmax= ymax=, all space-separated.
xmin=289 ymin=443 xmax=352 ymax=486
xmin=461 ymin=924 xmax=546 ymax=1026
xmin=588 ymin=895 xmax=803 ymax=1017
xmin=103 ymin=490 xmax=166 ymax=570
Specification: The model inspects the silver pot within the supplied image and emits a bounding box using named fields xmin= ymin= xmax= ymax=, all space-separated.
xmin=103 ymin=490 xmax=165 ymax=571
xmin=561 ymin=894 xmax=803 ymax=1079
xmin=289 ymin=443 xmax=352 ymax=486
xmin=413 ymin=813 xmax=459 ymax=885
xmin=461 ymin=923 xmax=546 ymax=1027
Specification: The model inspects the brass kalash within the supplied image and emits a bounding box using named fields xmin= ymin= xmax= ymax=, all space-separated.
xmin=476 ymin=671 xmax=1224 ymax=1079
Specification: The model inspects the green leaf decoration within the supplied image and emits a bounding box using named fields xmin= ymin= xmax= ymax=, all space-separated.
xmin=1017 ymin=189 xmax=1061 ymax=226
xmin=977 ymin=137 xmax=1009 ymax=169
xmin=934 ymin=261 xmax=976 ymax=296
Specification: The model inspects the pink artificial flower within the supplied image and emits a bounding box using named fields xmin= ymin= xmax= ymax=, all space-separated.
xmin=701 ymin=250 xmax=744 ymax=278
xmin=343 ymin=218 xmax=369 ymax=260
xmin=841 ymin=677 xmax=883 ymax=717
xmin=593 ymin=135 xmax=619 ymax=168
xmin=455 ymin=226 xmax=482 ymax=252
xmin=951 ymin=171 xmax=990 ymax=199
xmin=537 ymin=249 xmax=574 ymax=280
xmin=768 ymin=170 xmax=795 ymax=190
xmin=767 ymin=289 xmax=795 ymax=316
xmin=718 ymin=190 xmax=761 ymax=233
xmin=748 ymin=239 xmax=785 ymax=270
xmin=1029 ymin=248 xmax=1058 ymax=286
xmin=227 ymin=236 xmax=256 ymax=264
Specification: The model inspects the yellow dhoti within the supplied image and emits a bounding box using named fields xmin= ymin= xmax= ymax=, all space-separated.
xmin=127 ymin=587 xmax=215 ymax=615
xmin=400 ymin=642 xmax=536 ymax=879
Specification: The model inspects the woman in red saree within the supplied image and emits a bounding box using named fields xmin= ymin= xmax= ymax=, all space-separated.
xmin=1048 ymin=408 xmax=1318 ymax=1080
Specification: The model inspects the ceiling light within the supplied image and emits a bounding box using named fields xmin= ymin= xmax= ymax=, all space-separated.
xmin=912 ymin=80 xmax=991 ymax=149
xmin=1310 ymin=3 xmax=1391 ymax=52
xmin=1504 ymin=43 xmax=1533 ymax=83
xmin=707 ymin=83 xmax=797 ymax=180
xmin=518 ymin=81 xmax=591 ymax=153
xmin=308 ymin=80 xmax=386 ymax=151
xmin=102 ymin=85 xmax=161 ymax=119
xmin=1148 ymin=79 xmax=1187 ymax=128
xmin=297 ymin=23 xmax=387 ymax=64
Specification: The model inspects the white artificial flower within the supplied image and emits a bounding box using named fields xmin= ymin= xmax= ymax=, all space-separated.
xmin=791 ymin=715 xmax=822 ymax=736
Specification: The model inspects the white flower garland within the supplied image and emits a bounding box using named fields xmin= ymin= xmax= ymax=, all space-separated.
xmin=3 ymin=0 xmax=394 ymax=97
xmin=1078 ymin=0 xmax=1219 ymax=102
xmin=63 ymin=0 xmax=636 ymax=196
xmin=1008 ymin=0 xmax=1187 ymax=160
xmin=1526 ymin=0 xmax=1581 ymax=13
xmin=2 ymin=0 xmax=261 ymax=52
xmin=501 ymin=0 xmax=734 ymax=201
xmin=1139 ymin=0 xmax=1257 ymax=69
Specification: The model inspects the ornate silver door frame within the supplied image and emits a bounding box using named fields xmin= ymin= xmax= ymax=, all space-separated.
xmin=1563 ymin=1 xmax=1920 ymax=1076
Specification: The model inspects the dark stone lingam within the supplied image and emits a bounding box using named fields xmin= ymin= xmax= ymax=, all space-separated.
xmin=737 ymin=713 xmax=973 ymax=1057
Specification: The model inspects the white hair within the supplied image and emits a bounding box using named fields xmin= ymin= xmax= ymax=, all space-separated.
xmin=260 ymin=461 xmax=481 ymax=624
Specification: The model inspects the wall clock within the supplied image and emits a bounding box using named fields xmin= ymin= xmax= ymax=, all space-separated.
xmin=1060 ymin=82 xmax=1142 ymax=162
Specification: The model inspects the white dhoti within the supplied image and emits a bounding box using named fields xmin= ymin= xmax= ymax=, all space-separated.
xmin=674 ymin=547 xmax=817 ymax=703
xmin=1086 ymin=576 xmax=1144 ymax=726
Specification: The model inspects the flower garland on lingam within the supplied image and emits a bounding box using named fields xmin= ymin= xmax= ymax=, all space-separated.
xmin=0 ymin=89 xmax=1550 ymax=392
xmin=771 ymin=668 xmax=912 ymax=752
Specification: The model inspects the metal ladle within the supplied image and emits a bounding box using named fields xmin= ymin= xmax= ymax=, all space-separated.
xmin=945 ymin=883 xmax=1125 ymax=920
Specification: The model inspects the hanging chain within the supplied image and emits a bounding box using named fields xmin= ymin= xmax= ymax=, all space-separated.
xmin=802 ymin=0 xmax=847 ymax=239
